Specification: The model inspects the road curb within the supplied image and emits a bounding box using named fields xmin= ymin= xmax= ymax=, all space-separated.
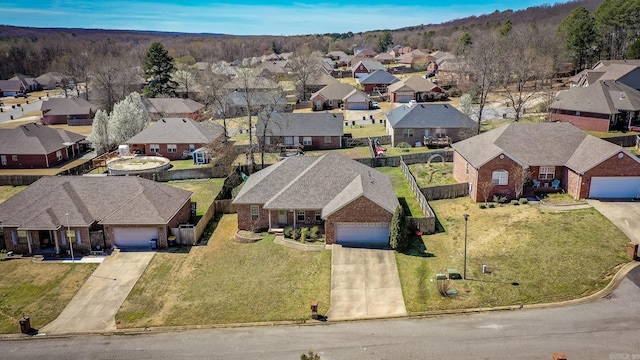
xmin=2 ymin=261 xmax=637 ymax=340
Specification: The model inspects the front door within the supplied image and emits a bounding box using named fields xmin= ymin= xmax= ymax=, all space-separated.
xmin=278 ymin=210 xmax=287 ymax=224
xmin=0 ymin=155 xmax=6 ymax=166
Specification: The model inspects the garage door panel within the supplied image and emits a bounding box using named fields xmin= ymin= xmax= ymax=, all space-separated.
xmin=113 ymin=227 xmax=158 ymax=248
xmin=589 ymin=177 xmax=640 ymax=199
xmin=336 ymin=222 xmax=390 ymax=248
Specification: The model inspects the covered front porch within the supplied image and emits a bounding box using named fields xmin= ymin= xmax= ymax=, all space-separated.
xmin=266 ymin=209 xmax=325 ymax=233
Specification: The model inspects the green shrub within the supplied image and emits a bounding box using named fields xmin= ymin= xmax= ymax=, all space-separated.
xmin=510 ymin=199 xmax=520 ymax=205
xmin=519 ymin=198 xmax=529 ymax=204
xmin=291 ymin=228 xmax=301 ymax=240
xmin=283 ymin=227 xmax=293 ymax=238
xmin=301 ymin=227 xmax=310 ymax=241
xmin=488 ymin=203 xmax=497 ymax=208
xmin=389 ymin=206 xmax=410 ymax=251
xmin=479 ymin=203 xmax=487 ymax=209
xmin=310 ymin=226 xmax=320 ymax=241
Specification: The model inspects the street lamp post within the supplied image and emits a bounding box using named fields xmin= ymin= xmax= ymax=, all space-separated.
xmin=65 ymin=213 xmax=74 ymax=263
xmin=463 ymin=213 xmax=469 ymax=280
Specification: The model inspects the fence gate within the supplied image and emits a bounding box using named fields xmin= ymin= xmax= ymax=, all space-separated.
xmin=178 ymin=224 xmax=196 ymax=245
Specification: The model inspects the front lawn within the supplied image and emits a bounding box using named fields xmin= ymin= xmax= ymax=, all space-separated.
xmin=167 ymin=179 xmax=224 ymax=216
xmin=409 ymin=163 xmax=457 ymax=187
xmin=0 ymin=260 xmax=98 ymax=333
xmin=376 ymin=166 xmax=424 ymax=217
xmin=0 ymin=185 xmax=25 ymax=204
xmin=116 ymin=214 xmax=331 ymax=327
xmin=395 ymin=197 xmax=629 ymax=312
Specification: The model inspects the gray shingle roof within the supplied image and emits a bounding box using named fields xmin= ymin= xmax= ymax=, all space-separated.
xmin=388 ymin=75 xmax=439 ymax=93
xmin=550 ymin=80 xmax=640 ymax=114
xmin=452 ymin=122 xmax=631 ymax=174
xmin=0 ymin=123 xmax=85 ymax=155
xmin=233 ymin=153 xmax=399 ymax=217
xmin=310 ymin=83 xmax=363 ymax=101
xmin=358 ymin=70 xmax=400 ymax=85
xmin=385 ymin=103 xmax=476 ymax=129
xmin=225 ymin=91 xmax=286 ymax=107
xmin=0 ymin=176 xmax=192 ymax=229
xmin=142 ymin=98 xmax=204 ymax=114
xmin=125 ymin=118 xmax=224 ymax=144
xmin=256 ymin=112 xmax=344 ymax=137
xmin=352 ymin=60 xmax=385 ymax=72
xmin=40 ymin=98 xmax=96 ymax=116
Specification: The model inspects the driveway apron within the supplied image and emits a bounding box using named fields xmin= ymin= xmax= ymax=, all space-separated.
xmin=40 ymin=250 xmax=154 ymax=334
xmin=327 ymin=245 xmax=406 ymax=320
xmin=588 ymin=200 xmax=640 ymax=243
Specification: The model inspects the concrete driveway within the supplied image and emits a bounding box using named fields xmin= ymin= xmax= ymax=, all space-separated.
xmin=326 ymin=245 xmax=406 ymax=320
xmin=588 ymin=200 xmax=640 ymax=243
xmin=40 ymin=250 xmax=154 ymax=334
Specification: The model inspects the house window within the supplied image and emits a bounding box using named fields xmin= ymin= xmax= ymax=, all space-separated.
xmin=539 ymin=166 xmax=555 ymax=180
xmin=576 ymin=111 xmax=581 ymax=116
xmin=297 ymin=211 xmax=305 ymax=222
xmin=66 ymin=229 xmax=76 ymax=245
xmin=265 ymin=136 xmax=271 ymax=145
xmin=324 ymin=136 xmax=332 ymax=144
xmin=150 ymin=144 xmax=160 ymax=153
xmin=0 ymin=155 xmax=6 ymax=166
xmin=56 ymin=150 xmax=63 ymax=161
xmin=303 ymin=137 xmax=312 ymax=146
xmin=167 ymin=144 xmax=177 ymax=153
xmin=315 ymin=211 xmax=322 ymax=222
xmin=328 ymin=100 xmax=334 ymax=107
xmin=16 ymin=230 xmax=28 ymax=244
xmin=435 ymin=128 xmax=447 ymax=137
xmin=284 ymin=137 xmax=294 ymax=145
xmin=250 ymin=205 xmax=259 ymax=221
xmin=12 ymin=155 xmax=18 ymax=161
xmin=466 ymin=163 xmax=469 ymax=174
xmin=403 ymin=129 xmax=414 ymax=138
xmin=189 ymin=144 xmax=195 ymax=152
xmin=492 ymin=170 xmax=509 ymax=185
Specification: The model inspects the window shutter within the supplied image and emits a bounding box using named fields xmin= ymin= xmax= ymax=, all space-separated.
xmin=61 ymin=231 xmax=66 ymax=245
xmin=76 ymin=230 xmax=82 ymax=245
xmin=11 ymin=231 xmax=17 ymax=245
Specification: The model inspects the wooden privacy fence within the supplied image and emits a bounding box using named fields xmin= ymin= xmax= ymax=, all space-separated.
xmin=354 ymin=150 xmax=453 ymax=168
xmin=421 ymin=183 xmax=469 ymax=201
xmin=400 ymin=157 xmax=436 ymax=234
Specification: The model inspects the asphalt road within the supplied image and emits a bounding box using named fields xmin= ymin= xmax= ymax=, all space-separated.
xmin=2 ymin=266 xmax=639 ymax=360
xmin=0 ymin=99 xmax=43 ymax=124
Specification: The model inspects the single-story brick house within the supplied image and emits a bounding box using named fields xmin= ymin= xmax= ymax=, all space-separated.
xmin=0 ymin=79 xmax=26 ymax=96
xmin=452 ymin=122 xmax=640 ymax=201
xmin=385 ymin=103 xmax=476 ymax=147
xmin=357 ymin=70 xmax=400 ymax=94
xmin=233 ymin=153 xmax=399 ymax=247
xmin=126 ymin=118 xmax=225 ymax=160
xmin=387 ymin=75 xmax=444 ymax=103
xmin=548 ymin=80 xmax=640 ymax=132
xmin=0 ymin=123 xmax=87 ymax=169
xmin=0 ymin=176 xmax=192 ymax=254
xmin=142 ymin=98 xmax=205 ymax=121
xmin=310 ymin=83 xmax=370 ymax=111
xmin=40 ymin=98 xmax=97 ymax=126
xmin=351 ymin=60 xmax=386 ymax=78
xmin=256 ymin=112 xmax=344 ymax=151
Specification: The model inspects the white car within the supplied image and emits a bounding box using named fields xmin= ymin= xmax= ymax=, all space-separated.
xmin=408 ymin=100 xmax=417 ymax=107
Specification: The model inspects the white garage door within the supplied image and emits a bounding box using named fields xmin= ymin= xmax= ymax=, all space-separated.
xmin=336 ymin=222 xmax=390 ymax=247
xmin=395 ymin=94 xmax=414 ymax=103
xmin=113 ymin=227 xmax=159 ymax=248
xmin=346 ymin=101 xmax=367 ymax=110
xmin=589 ymin=177 xmax=640 ymax=198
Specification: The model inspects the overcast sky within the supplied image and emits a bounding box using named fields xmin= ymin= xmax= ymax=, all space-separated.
xmin=2 ymin=0 xmax=554 ymax=36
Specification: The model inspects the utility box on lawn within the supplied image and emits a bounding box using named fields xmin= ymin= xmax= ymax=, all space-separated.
xmin=627 ymin=242 xmax=638 ymax=260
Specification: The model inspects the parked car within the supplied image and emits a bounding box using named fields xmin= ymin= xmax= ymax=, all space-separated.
xmin=370 ymin=101 xmax=380 ymax=109
xmin=14 ymin=93 xmax=28 ymax=98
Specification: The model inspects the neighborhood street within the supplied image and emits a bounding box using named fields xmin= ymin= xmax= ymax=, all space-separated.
xmin=2 ymin=264 xmax=639 ymax=360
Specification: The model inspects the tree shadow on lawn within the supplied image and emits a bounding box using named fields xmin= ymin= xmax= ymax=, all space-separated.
xmin=399 ymin=234 xmax=436 ymax=258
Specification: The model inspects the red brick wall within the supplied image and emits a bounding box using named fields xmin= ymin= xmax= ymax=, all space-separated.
xmin=3 ymin=227 xmax=91 ymax=254
xmin=128 ymin=143 xmax=205 ymax=160
xmin=579 ymin=152 xmax=640 ymax=198
xmin=325 ymin=196 xmax=394 ymax=244
xmin=550 ymin=113 xmax=610 ymax=132
xmin=453 ymin=151 xmax=477 ymax=199
xmin=0 ymin=151 xmax=70 ymax=169
xmin=237 ymin=204 xmax=271 ymax=232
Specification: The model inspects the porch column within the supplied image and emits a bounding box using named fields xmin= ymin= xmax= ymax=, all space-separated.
xmin=268 ymin=210 xmax=272 ymax=231
xmin=293 ymin=210 xmax=296 ymax=229
xmin=27 ymin=232 xmax=33 ymax=254
xmin=52 ymin=230 xmax=60 ymax=255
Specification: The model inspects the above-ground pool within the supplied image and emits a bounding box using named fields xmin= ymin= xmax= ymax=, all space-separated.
xmin=107 ymin=156 xmax=171 ymax=175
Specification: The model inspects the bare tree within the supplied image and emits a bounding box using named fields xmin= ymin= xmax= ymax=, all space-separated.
xmin=287 ymin=47 xmax=324 ymax=101
xmin=466 ymin=34 xmax=501 ymax=134
xmin=478 ymin=180 xmax=494 ymax=205
xmin=172 ymin=69 xmax=197 ymax=99
xmin=498 ymin=25 xmax=554 ymax=122
xmin=255 ymin=92 xmax=288 ymax=168
xmin=512 ymin=166 xmax=531 ymax=199
xmin=201 ymin=71 xmax=232 ymax=140
xmin=90 ymin=49 xmax=141 ymax=113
